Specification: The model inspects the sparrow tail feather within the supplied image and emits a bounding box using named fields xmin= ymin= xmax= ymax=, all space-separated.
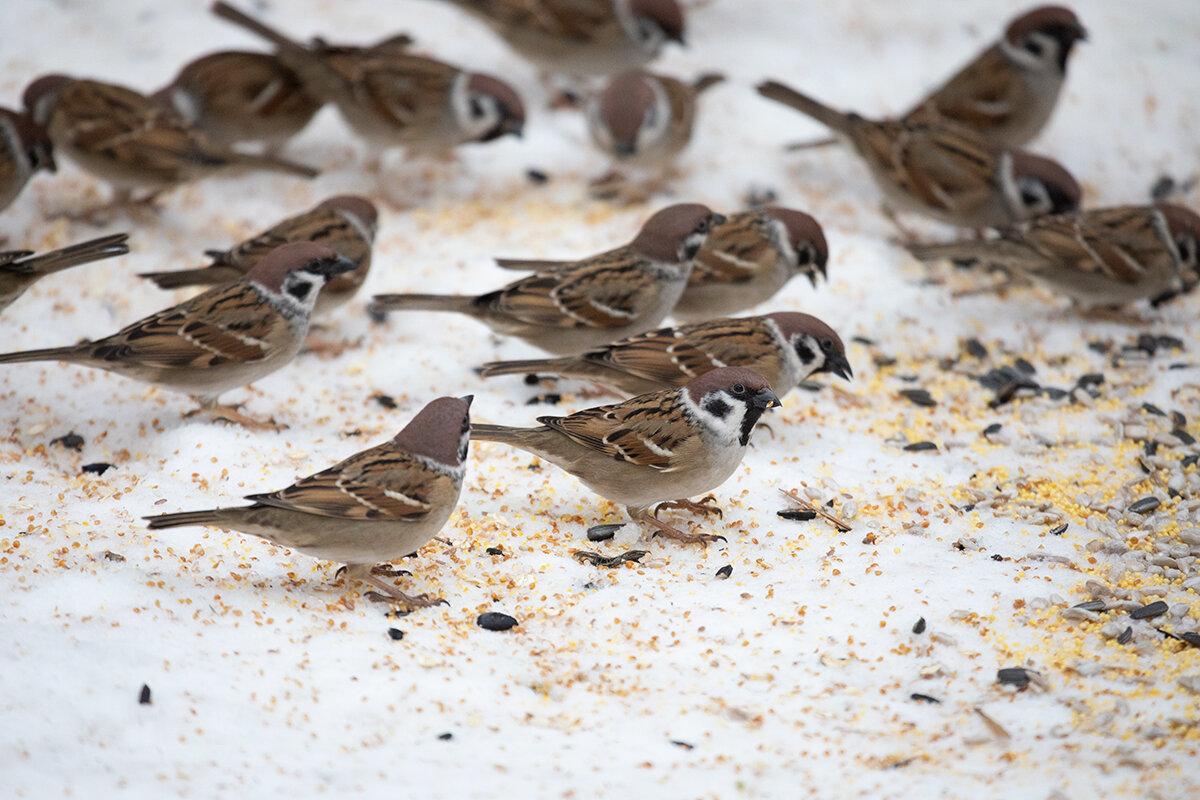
xmin=755 ymin=81 xmax=855 ymax=135
xmin=7 ymin=233 xmax=130 ymax=277
xmin=369 ymin=293 xmax=478 ymax=315
xmin=145 ymin=509 xmax=230 ymax=530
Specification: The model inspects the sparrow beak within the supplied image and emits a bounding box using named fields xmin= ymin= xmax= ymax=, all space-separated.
xmin=824 ymin=354 xmax=853 ymax=381
xmin=615 ymin=141 xmax=636 ymax=157
xmin=315 ymin=255 xmax=359 ymax=278
xmin=752 ymin=388 xmax=782 ymax=410
xmin=460 ymin=394 xmax=474 ymax=407
xmin=709 ymin=212 xmax=728 ymax=226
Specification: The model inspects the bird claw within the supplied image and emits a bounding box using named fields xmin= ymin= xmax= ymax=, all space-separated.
xmin=639 ymin=511 xmax=725 ymax=546
xmin=188 ymin=404 xmax=287 ymax=432
xmin=365 ymin=590 xmax=447 ymax=609
xmin=655 ymin=495 xmax=724 ymax=519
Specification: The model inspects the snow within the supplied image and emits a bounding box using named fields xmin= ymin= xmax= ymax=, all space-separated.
xmin=1 ymin=1 xmax=1199 ymax=798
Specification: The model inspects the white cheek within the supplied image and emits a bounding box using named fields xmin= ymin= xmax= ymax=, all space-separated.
xmin=680 ymin=389 xmax=746 ymax=446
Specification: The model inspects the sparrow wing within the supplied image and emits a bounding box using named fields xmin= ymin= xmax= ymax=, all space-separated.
xmin=906 ymin=45 xmax=1023 ymax=132
xmin=689 ymin=213 xmax=775 ymax=286
xmin=863 ymin=121 xmax=996 ymax=217
xmin=457 ymin=0 xmax=615 ymax=40
xmin=1019 ymin=206 xmax=1170 ymax=284
xmin=539 ymin=389 xmax=694 ymax=470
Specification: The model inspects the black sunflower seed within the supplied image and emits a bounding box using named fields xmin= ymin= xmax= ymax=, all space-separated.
xmin=526 ymin=168 xmax=549 ymax=184
xmin=485 ymin=547 xmax=505 ymax=556
xmin=964 ymin=339 xmax=988 ymax=359
xmin=1049 ymin=523 xmax=1068 ymax=536
xmin=716 ymin=565 xmax=733 ymax=579
xmin=587 ymin=524 xmax=624 ymax=542
xmin=1136 ymin=334 xmax=1159 ymax=355
xmin=1117 ymin=626 xmax=1133 ymax=644
xmin=997 ymin=668 xmax=1030 ymax=687
xmin=1172 ymin=428 xmax=1196 ymax=446
xmin=51 ymin=432 xmax=85 ymax=451
xmin=477 ymin=612 xmax=519 ymax=631
xmin=851 ymin=335 xmax=876 ymax=347
xmin=1127 ymin=497 xmax=1161 ymax=515
xmin=898 ymin=389 xmax=936 ymax=407
xmin=1180 ymin=632 xmax=1200 ymax=648
xmin=387 ymin=628 xmax=404 ymax=640
xmin=1142 ymin=403 xmax=1166 ymax=417
xmin=1072 ymin=600 xmax=1105 ymax=612
xmin=372 ymin=392 xmax=397 ymax=409
xmin=1014 ymin=358 xmax=1036 ymax=375
xmin=1075 ymin=373 xmax=1105 ymax=389
xmin=982 ymin=423 xmax=1002 ymax=437
xmin=912 ymin=617 xmax=926 ymax=634
xmin=438 ymin=732 xmax=453 ymax=741
xmin=1157 ymin=335 xmax=1184 ymax=351
xmin=81 ymin=462 xmax=115 ymax=475
xmin=138 ymin=684 xmax=151 ymax=705
xmin=1130 ymin=601 xmax=1168 ymax=620
xmin=910 ymin=693 xmax=940 ymax=704
xmin=778 ymin=509 xmax=816 ymax=521
xmin=903 ymin=441 xmax=938 ymax=452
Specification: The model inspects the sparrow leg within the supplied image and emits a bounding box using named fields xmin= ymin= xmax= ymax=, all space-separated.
xmin=881 ymin=206 xmax=920 ymax=245
xmin=654 ymin=495 xmax=724 ymax=519
xmin=784 ymin=136 xmax=839 ymax=152
xmin=631 ymin=507 xmax=725 ymax=546
xmin=342 ymin=564 xmax=447 ymax=609
xmin=187 ymin=398 xmax=287 ymax=431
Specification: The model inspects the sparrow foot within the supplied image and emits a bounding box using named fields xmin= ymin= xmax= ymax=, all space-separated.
xmin=638 ymin=511 xmax=725 ymax=546
xmin=655 ymin=495 xmax=723 ymax=519
xmin=187 ymin=404 xmax=287 ymax=432
xmin=343 ymin=564 xmax=447 ymax=609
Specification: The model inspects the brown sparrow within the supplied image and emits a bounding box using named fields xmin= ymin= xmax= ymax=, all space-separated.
xmin=369 ymin=203 xmax=723 ymax=355
xmin=472 ymin=366 xmax=780 ymax=544
xmin=0 ymin=107 xmax=56 ymax=213
xmin=588 ymin=70 xmax=723 ymax=167
xmin=154 ymin=50 xmax=324 ymax=151
xmin=139 ymin=195 xmax=378 ymax=317
xmin=211 ymin=2 xmax=525 ymax=153
xmin=906 ymin=203 xmax=1200 ymax=309
xmin=22 ymin=75 xmax=318 ymax=208
xmin=0 ymin=233 xmax=129 ymax=313
xmin=147 ymin=395 xmax=472 ymax=608
xmin=0 ymin=242 xmax=355 ymax=428
xmin=478 ymin=311 xmax=851 ymax=396
xmin=905 ymin=6 xmax=1087 ymax=148
xmin=756 ymin=80 xmax=1081 ymax=230
xmin=673 ymin=206 xmax=828 ymax=321
xmin=428 ymin=0 xmax=685 ymax=76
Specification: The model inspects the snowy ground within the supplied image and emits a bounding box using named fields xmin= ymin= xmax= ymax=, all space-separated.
xmin=1 ymin=1 xmax=1199 ymax=798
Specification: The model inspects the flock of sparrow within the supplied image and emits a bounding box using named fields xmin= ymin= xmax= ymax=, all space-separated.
xmin=1 ymin=2 xmax=1197 ymax=608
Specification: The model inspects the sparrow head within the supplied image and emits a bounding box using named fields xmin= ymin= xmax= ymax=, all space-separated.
xmin=1004 ymin=6 xmax=1087 ymax=73
xmin=0 ymin=108 xmax=56 ymax=174
xmin=684 ymin=366 xmax=780 ymax=447
xmin=392 ymin=395 xmax=473 ymax=469
xmin=763 ymin=206 xmax=829 ymax=284
xmin=22 ymin=74 xmax=74 ymax=127
xmin=768 ymin=312 xmax=851 ymax=381
xmin=593 ymin=71 xmax=663 ymax=159
xmin=1008 ymin=152 xmax=1081 ymax=218
xmin=625 ymin=0 xmax=686 ymax=49
xmin=464 ymin=73 xmax=526 ymax=142
xmin=320 ymin=195 xmax=379 ymax=240
xmin=1156 ymin=203 xmax=1200 ymax=278
xmin=633 ymin=203 xmax=725 ymax=263
xmin=247 ymin=242 xmax=357 ymax=309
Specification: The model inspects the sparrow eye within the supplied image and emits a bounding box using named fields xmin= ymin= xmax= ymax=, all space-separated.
xmin=1024 ymin=38 xmax=1044 ymax=57
xmin=469 ymin=97 xmax=485 ymax=119
xmin=732 ymin=383 xmax=746 ymax=395
xmin=820 ymin=337 xmax=833 ymax=351
xmin=796 ymin=245 xmax=812 ymax=266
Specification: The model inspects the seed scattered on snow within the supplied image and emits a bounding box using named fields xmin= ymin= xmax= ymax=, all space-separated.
xmin=437 ymin=732 xmax=454 ymax=741
xmin=387 ymin=628 xmax=404 ymax=640
xmin=81 ymin=462 xmax=115 ymax=475
xmin=982 ymin=423 xmax=1002 ymax=437
xmin=903 ymin=441 xmax=938 ymax=452
xmin=485 ymin=547 xmax=505 ymax=557
xmin=1127 ymin=496 xmax=1162 ymax=515
xmin=1118 ymin=627 xmax=1134 ymax=645
xmin=586 ymin=524 xmax=623 ymax=542
xmin=476 ymin=612 xmax=519 ymax=631
xmin=526 ymin=393 xmax=562 ymax=406
xmin=997 ymin=668 xmax=1031 ymax=687
xmin=671 ymin=740 xmax=695 ymax=750
xmin=898 ymin=389 xmax=936 ymax=407
xmin=1049 ymin=523 xmax=1068 ymax=535
xmin=1073 ymin=600 xmax=1106 ymax=612
xmin=50 ymin=432 xmax=85 ymax=451
xmin=716 ymin=565 xmax=733 ymax=579
xmin=371 ymin=392 xmax=397 ymax=409
xmin=964 ymin=338 xmax=988 ymax=359
xmin=102 ymin=550 xmax=125 ymax=562
xmin=778 ymin=509 xmax=816 ymax=521
xmin=1142 ymin=402 xmax=1166 ymax=416
xmin=912 ymin=617 xmax=926 ymax=634
xmin=138 ymin=684 xmax=151 ymax=705
xmin=1130 ymin=601 xmax=1168 ymax=620
xmin=1180 ymin=633 xmax=1200 ymax=649
xmin=910 ymin=693 xmax=940 ymax=704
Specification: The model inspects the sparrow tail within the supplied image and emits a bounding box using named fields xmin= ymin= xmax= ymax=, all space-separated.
xmin=755 ymin=81 xmax=854 ymax=135
xmin=145 ymin=509 xmax=228 ymax=530
xmin=905 ymin=239 xmax=1021 ymax=267
xmin=4 ymin=233 xmax=130 ymax=277
xmin=368 ymin=293 xmax=478 ymax=315
xmin=0 ymin=344 xmax=89 ymax=365
xmin=692 ymin=73 xmax=726 ymax=94
xmin=139 ymin=265 xmax=243 ymax=290
xmin=493 ymin=257 xmax=568 ymax=272
xmin=469 ymin=423 xmax=537 ymax=448
xmin=211 ymin=2 xmax=304 ymax=52
xmin=477 ymin=357 xmax=568 ymax=379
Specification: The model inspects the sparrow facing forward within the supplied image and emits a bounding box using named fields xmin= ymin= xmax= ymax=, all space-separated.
xmin=673 ymin=206 xmax=828 ymax=321
xmin=139 ymin=195 xmax=378 ymax=317
xmin=147 ymin=395 xmax=472 ymax=608
xmin=429 ymin=0 xmax=686 ymax=76
xmin=370 ymin=203 xmax=723 ymax=355
xmin=0 ymin=107 xmax=56 ymax=213
xmin=472 ymin=366 xmax=780 ymax=544
xmin=906 ymin=203 xmax=1200 ymax=308
xmin=0 ymin=233 xmax=129 ymax=314
xmin=905 ymin=5 xmax=1087 ymax=148
xmin=756 ymin=80 xmax=1081 ymax=230
xmin=0 ymin=242 xmax=355 ymax=427
xmin=478 ymin=311 xmax=851 ymax=396
xmin=154 ymin=50 xmax=325 ymax=151
xmin=211 ymin=2 xmax=525 ymax=153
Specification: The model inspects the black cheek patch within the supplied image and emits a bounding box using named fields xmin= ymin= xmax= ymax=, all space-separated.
xmin=288 ymin=281 xmax=312 ymax=301
xmin=704 ymin=398 xmax=731 ymax=419
xmin=793 ymin=341 xmax=815 ymax=363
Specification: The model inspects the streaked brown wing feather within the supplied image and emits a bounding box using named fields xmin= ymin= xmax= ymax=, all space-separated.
xmin=690 ymin=214 xmax=773 ymax=286
xmin=907 ymin=45 xmax=1020 ymax=130
xmin=1021 ymin=207 xmax=1165 ymax=284
xmin=489 ymin=249 xmax=654 ymax=329
xmin=540 ymin=389 xmax=692 ymax=470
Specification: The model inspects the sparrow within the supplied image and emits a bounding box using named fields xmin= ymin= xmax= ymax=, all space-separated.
xmin=904 ymin=6 xmax=1087 ymax=148
xmin=478 ymin=311 xmax=851 ymax=396
xmin=756 ymin=80 xmax=1081 ymax=230
xmin=0 ymin=107 xmax=56 ymax=213
xmin=146 ymin=395 xmax=472 ymax=608
xmin=139 ymin=195 xmax=378 ymax=317
xmin=472 ymin=366 xmax=780 ymax=544
xmin=21 ymin=75 xmax=318 ymax=208
xmin=673 ymin=206 xmax=828 ymax=321
xmin=369 ymin=203 xmax=723 ymax=355
xmin=211 ymin=2 xmax=525 ymax=153
xmin=427 ymin=0 xmax=686 ymax=76
xmin=0 ymin=242 xmax=355 ymax=428
xmin=587 ymin=70 xmax=723 ymax=168
xmin=0 ymin=233 xmax=130 ymax=313
xmin=906 ymin=203 xmax=1200 ymax=308
xmin=154 ymin=50 xmax=324 ymax=151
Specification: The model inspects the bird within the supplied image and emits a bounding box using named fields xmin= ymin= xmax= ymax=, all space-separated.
xmin=471 ymin=366 xmax=780 ymax=544
xmin=478 ymin=312 xmax=851 ymax=396
xmin=0 ymin=242 xmax=355 ymax=428
xmin=211 ymin=1 xmax=525 ymax=154
xmin=138 ymin=195 xmax=378 ymax=318
xmin=21 ymin=74 xmax=318 ymax=211
xmin=756 ymin=79 xmax=1081 ymax=230
xmin=904 ymin=5 xmax=1088 ymax=148
xmin=0 ymin=233 xmax=130 ymax=313
xmin=588 ymin=70 xmax=723 ymax=168
xmin=146 ymin=395 xmax=472 ymax=608
xmin=425 ymin=0 xmax=686 ymax=76
xmin=369 ymin=203 xmax=723 ymax=355
xmin=905 ymin=203 xmax=1200 ymax=309
xmin=153 ymin=50 xmax=324 ymax=152
xmin=0 ymin=107 xmax=56 ymax=214
xmin=673 ymin=206 xmax=828 ymax=321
